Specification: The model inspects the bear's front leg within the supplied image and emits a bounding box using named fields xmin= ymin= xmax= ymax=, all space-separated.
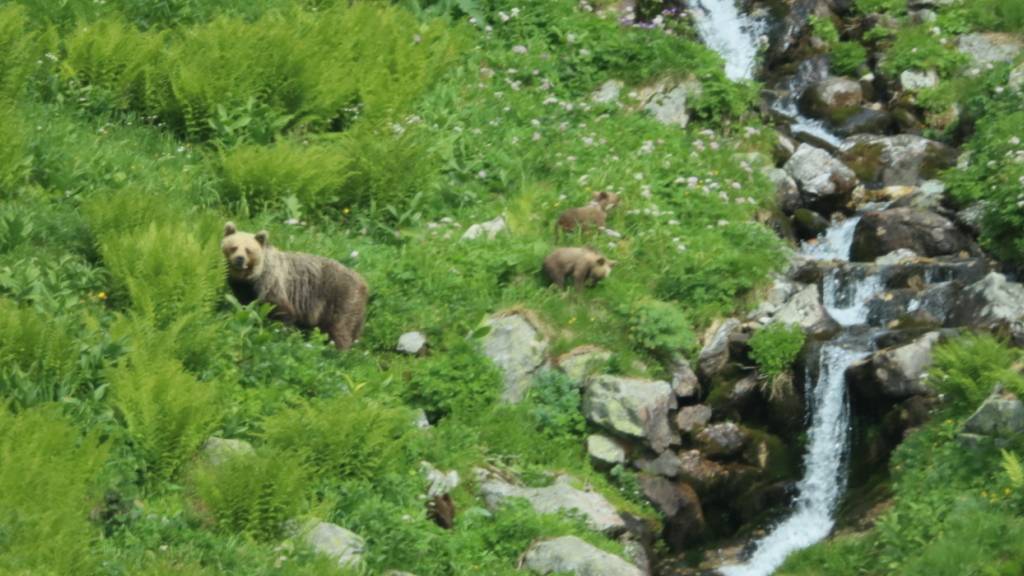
xmin=269 ymin=300 xmax=298 ymax=325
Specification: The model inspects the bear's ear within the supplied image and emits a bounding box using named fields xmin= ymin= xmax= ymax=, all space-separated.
xmin=223 ymin=222 xmax=237 ymax=237
xmin=595 ymin=191 xmax=609 ymax=200
xmin=254 ymin=230 xmax=269 ymax=246
xmin=596 ymin=257 xmax=606 ymax=266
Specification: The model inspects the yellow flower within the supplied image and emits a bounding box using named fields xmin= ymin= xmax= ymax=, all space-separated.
xmin=97 ymin=291 xmax=108 ymax=301
xmin=568 ymin=317 xmax=576 ymax=325
xmin=343 ymin=207 xmax=351 ymax=215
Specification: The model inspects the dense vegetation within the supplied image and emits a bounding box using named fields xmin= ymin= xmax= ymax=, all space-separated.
xmin=0 ymin=0 xmax=783 ymax=573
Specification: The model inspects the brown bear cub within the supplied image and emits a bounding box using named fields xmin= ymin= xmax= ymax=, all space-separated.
xmin=556 ymin=191 xmax=620 ymax=233
xmin=543 ymin=247 xmax=615 ymax=292
xmin=221 ymin=222 xmax=368 ymax=350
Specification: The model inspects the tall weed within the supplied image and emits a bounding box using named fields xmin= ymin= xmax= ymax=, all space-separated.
xmin=0 ymin=299 xmax=80 ymax=408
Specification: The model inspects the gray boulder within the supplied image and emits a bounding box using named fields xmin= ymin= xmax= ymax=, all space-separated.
xmin=637 ymin=476 xmax=706 ymax=548
xmin=479 ymin=473 xmax=626 ymax=536
xmin=899 ymin=69 xmax=938 ymax=91
xmin=583 ymin=375 xmax=679 ymax=453
xmin=840 ymin=134 xmax=957 ymax=186
xmin=675 ymin=405 xmax=713 ymax=434
xmin=556 ymin=346 xmax=612 ymax=388
xmin=793 ymin=208 xmax=831 ymax=240
xmin=784 ymin=144 xmax=858 ymax=212
xmin=765 ymin=167 xmax=801 ymax=214
xmin=958 ymin=33 xmax=1024 ymax=69
xmin=850 ymin=209 xmax=970 ymax=262
xmin=836 ymin=107 xmax=894 ymax=137
xmin=591 ymin=80 xmax=624 ymax=104
xmin=200 ymin=437 xmax=254 ymax=467
xmin=849 ymin=332 xmax=941 ymax=400
xmin=963 ymin=386 xmax=1024 ymax=438
xmin=635 ymin=450 xmax=683 ymax=478
xmin=587 ymin=434 xmax=626 ymax=468
xmin=676 ymin=450 xmax=729 ymax=492
xmin=461 ymin=215 xmax=507 ymax=240
xmin=948 ymin=273 xmax=1024 ymax=332
xmin=669 ymin=355 xmax=701 ymax=400
xmin=773 ymin=283 xmax=838 ymax=337
xmin=799 ymin=76 xmax=863 ymax=123
xmin=633 ymin=78 xmax=703 ymax=128
xmin=397 ymin=331 xmax=427 ymax=355
xmin=481 ymin=313 xmax=549 ymax=403
xmin=300 ymin=522 xmax=365 ymax=569
xmin=696 ymin=422 xmax=748 ymax=459
xmin=698 ymin=319 xmax=741 ymax=381
xmin=521 ymin=536 xmax=645 ymax=576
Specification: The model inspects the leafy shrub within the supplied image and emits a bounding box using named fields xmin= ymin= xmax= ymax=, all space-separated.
xmin=109 ymin=351 xmax=223 ymax=485
xmin=398 ymin=338 xmax=503 ymax=420
xmin=0 ymin=405 xmax=107 ymax=575
xmin=0 ymin=299 xmax=81 ymax=408
xmin=749 ymin=323 xmax=806 ymax=380
xmin=962 ymin=0 xmax=1024 ymax=33
xmin=626 ymin=299 xmax=698 ymax=356
xmin=879 ymin=26 xmax=968 ymax=78
xmin=190 ymin=447 xmax=310 ymax=541
xmin=0 ymin=5 xmax=41 ymax=103
xmin=927 ymin=333 xmax=1024 ymax=412
xmin=831 ymin=42 xmax=868 ymax=76
xmin=0 ymin=106 xmax=30 ymax=197
xmin=525 ymin=370 xmax=585 ymax=440
xmin=262 ymin=394 xmax=414 ymax=483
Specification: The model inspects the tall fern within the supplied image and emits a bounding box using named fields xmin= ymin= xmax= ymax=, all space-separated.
xmin=0 ymin=404 xmax=107 ymax=575
xmin=190 ymin=447 xmax=309 ymax=541
xmin=109 ymin=350 xmax=222 ymax=486
xmin=0 ymin=299 xmax=80 ymax=408
xmin=0 ymin=5 xmax=40 ymax=104
xmin=262 ymin=394 xmax=414 ymax=483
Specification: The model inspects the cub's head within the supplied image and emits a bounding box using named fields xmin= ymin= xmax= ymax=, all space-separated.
xmin=221 ymin=222 xmax=269 ymax=278
xmin=591 ymin=191 xmax=620 ymax=212
xmin=588 ymin=250 xmax=616 ymax=281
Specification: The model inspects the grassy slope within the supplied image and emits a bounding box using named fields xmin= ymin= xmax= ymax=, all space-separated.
xmin=0 ymin=1 xmax=784 ymax=574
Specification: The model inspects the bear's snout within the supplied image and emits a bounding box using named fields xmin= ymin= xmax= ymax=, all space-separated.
xmin=232 ymin=255 xmax=247 ymax=269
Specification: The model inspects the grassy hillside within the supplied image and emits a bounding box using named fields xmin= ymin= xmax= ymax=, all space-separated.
xmin=0 ymin=1 xmax=785 ymax=574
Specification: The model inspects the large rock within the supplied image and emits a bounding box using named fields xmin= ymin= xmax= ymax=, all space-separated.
xmin=784 ymin=144 xmax=858 ymax=212
xmin=675 ymin=405 xmax=713 ymax=434
xmin=793 ymin=208 xmax=831 ymax=240
xmin=300 ymin=522 xmax=366 ymax=569
xmin=839 ymin=134 xmax=957 ymax=186
xmin=799 ymin=77 xmax=863 ymax=123
xmin=765 ymin=167 xmax=801 ymax=214
xmin=848 ymin=332 xmax=940 ymax=400
xmin=836 ymin=107 xmax=894 ymax=137
xmin=899 ymin=69 xmax=939 ymax=91
xmin=669 ymin=355 xmax=701 ymax=400
xmin=591 ymin=79 xmax=624 ymax=104
xmin=958 ymin=33 xmax=1024 ymax=69
xmin=521 ymin=536 xmax=645 ymax=576
xmin=850 ymin=209 xmax=970 ymax=262
xmin=696 ymin=422 xmax=748 ymax=459
xmin=556 ymin=346 xmax=612 ymax=388
xmin=587 ymin=434 xmax=626 ymax=468
xmin=481 ymin=313 xmax=549 ymax=403
xmin=200 ymin=437 xmax=255 ymax=467
xmin=963 ymin=386 xmax=1024 ymax=438
xmin=698 ymin=319 xmax=741 ymax=382
xmin=479 ymin=473 xmax=626 ymax=535
xmin=461 ymin=215 xmax=507 ymax=240
xmin=676 ymin=450 xmax=729 ymax=492
xmin=948 ymin=273 xmax=1024 ymax=332
xmin=773 ymin=283 xmax=838 ymax=337
xmin=397 ymin=331 xmax=427 ymax=355
xmin=638 ymin=476 xmax=705 ymax=549
xmin=583 ymin=375 xmax=679 ymax=453
xmin=632 ymin=78 xmax=702 ymax=128
xmin=635 ymin=450 xmax=683 ymax=478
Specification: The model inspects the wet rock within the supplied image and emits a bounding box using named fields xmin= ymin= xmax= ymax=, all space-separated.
xmin=676 ymin=450 xmax=729 ymax=493
xmin=948 ymin=272 xmax=1024 ymax=332
xmin=638 ymin=476 xmax=705 ymax=550
xmin=774 ymin=132 xmax=798 ymax=165
xmin=793 ymin=208 xmax=831 ymax=240
xmin=875 ymin=249 xmax=919 ymax=266
xmin=620 ymin=537 xmax=651 ymax=575
xmin=397 ymin=331 xmax=427 ymax=355
xmin=888 ymin=180 xmax=947 ymax=213
xmin=521 ymin=536 xmax=645 ymax=576
xmin=669 ymin=355 xmax=701 ymax=401
xmin=836 ymin=107 xmax=894 ymax=137
xmin=850 ymin=209 xmax=970 ymax=262
xmin=635 ymin=450 xmax=683 ymax=478
xmin=750 ymin=275 xmax=801 ymax=321
xmin=461 ymin=215 xmax=507 ymax=240
xmin=479 ymin=473 xmax=626 ymax=535
xmin=799 ymin=77 xmax=863 ymax=123
xmin=848 ymin=331 xmax=941 ymax=400
xmin=300 ymin=522 xmax=366 ymax=569
xmin=958 ymin=33 xmax=1024 ymax=70
xmin=481 ymin=312 xmax=549 ymax=403
xmin=676 ymin=405 xmax=713 ymax=434
xmin=592 ymin=79 xmax=624 ymax=104
xmin=587 ymin=434 xmax=627 ymax=468
xmin=839 ymin=134 xmax=956 ymax=186
xmin=878 ymin=256 xmax=990 ymax=289
xmin=765 ymin=167 xmax=801 ymax=214
xmin=962 ymin=386 xmax=1024 ymax=438
xmin=698 ymin=319 xmax=741 ymax=382
xmin=412 ymin=409 xmax=432 ymax=429
xmin=696 ymin=422 xmax=748 ymax=459
xmin=556 ymin=345 xmax=612 ymax=388
xmin=773 ymin=283 xmax=839 ymax=337
xmin=200 ymin=437 xmax=255 ymax=467
xmin=582 ymin=375 xmax=679 ymax=453
xmin=784 ymin=144 xmax=858 ymax=213
xmin=899 ymin=69 xmax=938 ymax=91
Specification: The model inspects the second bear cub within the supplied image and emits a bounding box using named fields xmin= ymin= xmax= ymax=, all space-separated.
xmin=556 ymin=191 xmax=620 ymax=233
xmin=543 ymin=247 xmax=615 ymax=292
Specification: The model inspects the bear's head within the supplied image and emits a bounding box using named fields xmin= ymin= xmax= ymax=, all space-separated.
xmin=221 ymin=222 xmax=269 ymax=278
xmin=591 ymin=191 xmax=620 ymax=212
xmin=588 ymin=250 xmax=616 ymax=281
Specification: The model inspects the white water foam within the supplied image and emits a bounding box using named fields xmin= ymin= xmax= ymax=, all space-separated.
xmin=719 ymin=343 xmax=866 ymax=576
xmin=823 ymin=268 xmax=882 ymax=327
xmin=688 ymin=0 xmax=765 ymax=81
xmin=801 ymin=215 xmax=860 ymax=261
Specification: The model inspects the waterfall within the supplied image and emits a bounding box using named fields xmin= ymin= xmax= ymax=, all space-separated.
xmin=801 ymin=215 xmax=861 ymax=261
xmin=719 ymin=342 xmax=867 ymax=576
xmin=687 ymin=0 xmax=765 ymax=81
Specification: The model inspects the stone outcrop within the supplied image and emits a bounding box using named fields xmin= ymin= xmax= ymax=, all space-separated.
xmin=521 ymin=536 xmax=645 ymax=576
xmin=850 ymin=209 xmax=970 ymax=262
xmin=839 ymin=134 xmax=956 ymax=186
xmin=479 ymin=473 xmax=627 ymax=536
xmin=784 ymin=144 xmax=858 ymax=212
xmin=481 ymin=312 xmax=549 ymax=403
xmin=583 ymin=375 xmax=679 ymax=453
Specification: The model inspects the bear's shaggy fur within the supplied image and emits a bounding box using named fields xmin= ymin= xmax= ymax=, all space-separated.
xmin=221 ymin=222 xmax=368 ymax=350
xmin=556 ymin=191 xmax=620 ymax=233
xmin=543 ymin=247 xmax=615 ymax=292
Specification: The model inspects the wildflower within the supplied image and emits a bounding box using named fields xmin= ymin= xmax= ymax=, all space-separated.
xmin=285 ymin=217 xmax=300 ymax=225
xmin=413 ymin=34 xmax=422 ymax=44
xmin=512 ymin=45 xmax=528 ymax=55
xmin=477 ymin=170 xmax=488 ymax=179
xmin=633 ymin=172 xmax=644 ymax=181
xmin=97 ymin=291 xmax=108 ymax=301
xmin=566 ymin=33 xmax=577 ymax=44
xmin=343 ymin=207 xmax=351 ymax=215
xmin=350 ymin=251 xmax=359 ymax=259
xmin=532 ymin=131 xmax=542 ymax=141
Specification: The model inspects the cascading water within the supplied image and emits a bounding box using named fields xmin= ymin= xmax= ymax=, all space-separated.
xmin=687 ymin=0 xmax=765 ymax=81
